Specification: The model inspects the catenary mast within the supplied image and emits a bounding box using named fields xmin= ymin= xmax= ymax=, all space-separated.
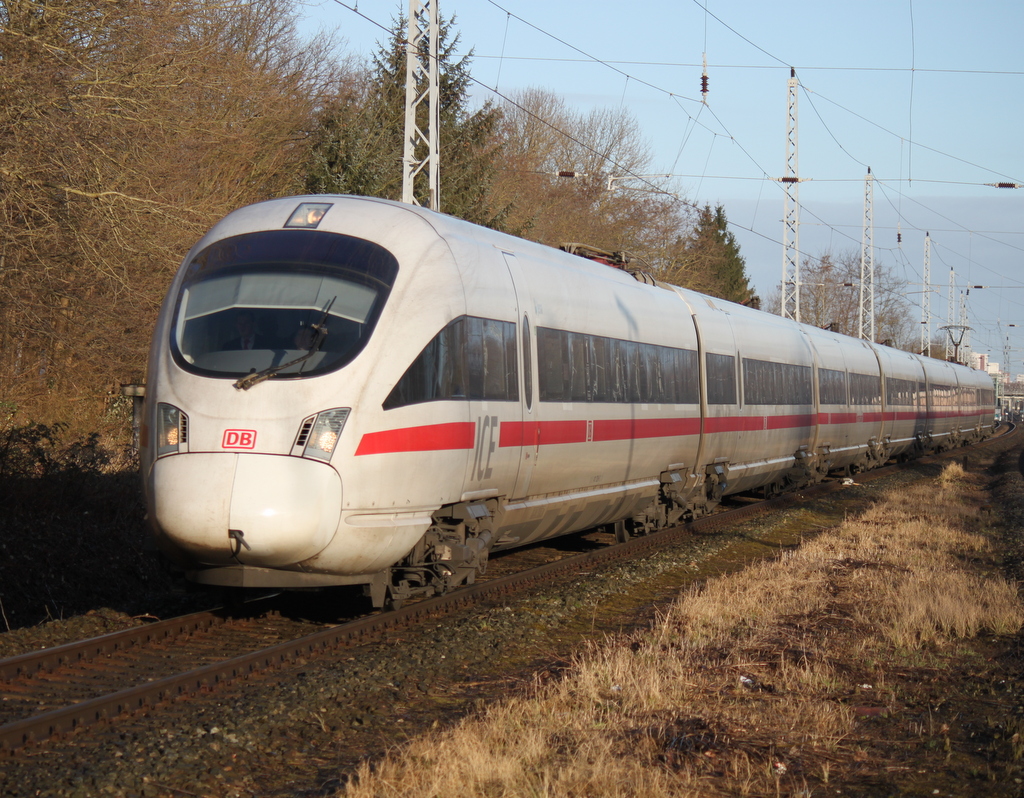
xmin=920 ymin=233 xmax=931 ymax=355
xmin=859 ymin=169 xmax=875 ymax=341
xmin=780 ymin=68 xmax=801 ymax=322
xmin=402 ymin=0 xmax=440 ymax=211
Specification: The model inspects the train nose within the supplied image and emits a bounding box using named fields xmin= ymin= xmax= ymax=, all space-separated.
xmin=152 ymin=453 xmax=342 ymax=567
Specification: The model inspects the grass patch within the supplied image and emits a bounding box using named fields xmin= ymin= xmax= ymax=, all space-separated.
xmin=339 ymin=461 xmax=1024 ymax=797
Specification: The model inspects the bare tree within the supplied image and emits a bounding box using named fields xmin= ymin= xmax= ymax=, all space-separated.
xmin=488 ymin=88 xmax=692 ymax=260
xmin=764 ymin=250 xmax=916 ymax=349
xmin=0 ymin=0 xmax=340 ymax=428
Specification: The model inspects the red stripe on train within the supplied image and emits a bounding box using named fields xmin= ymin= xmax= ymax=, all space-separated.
xmin=360 ymin=410 xmax=988 ymax=455
xmin=704 ymin=414 xmax=816 ymax=432
xmin=499 ymin=420 xmax=587 ymax=446
xmin=355 ymin=422 xmax=475 ymax=455
xmin=703 ymin=416 xmax=764 ymax=433
xmin=593 ymin=417 xmax=702 ymax=441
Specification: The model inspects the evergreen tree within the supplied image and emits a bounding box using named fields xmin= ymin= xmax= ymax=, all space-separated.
xmin=303 ymin=12 xmax=508 ymax=229
xmin=685 ymin=204 xmax=758 ymax=306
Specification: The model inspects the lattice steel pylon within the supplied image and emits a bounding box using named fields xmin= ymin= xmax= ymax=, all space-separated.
xmin=402 ymin=0 xmax=440 ymax=211
xmin=780 ymin=69 xmax=801 ymax=322
xmin=858 ymin=169 xmax=875 ymax=341
xmin=920 ymin=232 xmax=931 ymax=355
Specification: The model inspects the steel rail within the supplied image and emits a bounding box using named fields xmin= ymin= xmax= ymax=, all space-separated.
xmin=0 ymin=611 xmax=227 ymax=683
xmin=0 ymin=592 xmax=288 ymax=683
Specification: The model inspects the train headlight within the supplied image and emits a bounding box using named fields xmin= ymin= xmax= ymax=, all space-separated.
xmin=156 ymin=403 xmax=188 ymax=457
xmin=300 ymin=408 xmax=350 ymax=462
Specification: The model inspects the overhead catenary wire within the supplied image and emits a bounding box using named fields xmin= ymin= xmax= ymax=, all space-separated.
xmin=468 ymin=8 xmax=1024 ymax=312
xmin=469 ymin=53 xmax=1024 ymax=78
xmin=328 ymin=1 xmax=1023 ymax=223
xmin=325 ymin=0 xmax=1022 ymax=356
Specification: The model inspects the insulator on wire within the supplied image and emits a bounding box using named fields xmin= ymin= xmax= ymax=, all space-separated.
xmin=700 ymin=73 xmax=709 ymax=96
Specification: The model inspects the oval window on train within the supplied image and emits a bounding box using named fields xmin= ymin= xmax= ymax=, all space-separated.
xmin=522 ymin=314 xmax=533 ymax=412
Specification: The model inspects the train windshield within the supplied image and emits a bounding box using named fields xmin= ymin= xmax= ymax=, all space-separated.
xmin=170 ymin=230 xmax=399 ymax=380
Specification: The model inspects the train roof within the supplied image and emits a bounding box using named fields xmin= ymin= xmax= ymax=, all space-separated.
xmin=193 ymin=195 xmax=992 ymax=385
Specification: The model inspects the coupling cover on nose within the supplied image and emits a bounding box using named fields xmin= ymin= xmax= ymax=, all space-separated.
xmin=152 ymin=453 xmax=341 ymax=567
xmin=228 ymin=453 xmax=342 ymax=566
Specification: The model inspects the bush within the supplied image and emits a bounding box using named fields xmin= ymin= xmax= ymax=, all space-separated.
xmin=0 ymin=421 xmax=169 ymax=630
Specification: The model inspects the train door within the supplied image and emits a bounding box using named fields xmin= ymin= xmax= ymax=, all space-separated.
xmin=918 ymin=373 xmax=930 ymax=445
xmin=501 ymin=252 xmax=537 ymax=499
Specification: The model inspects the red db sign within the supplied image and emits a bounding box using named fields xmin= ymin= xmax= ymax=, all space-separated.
xmin=222 ymin=429 xmax=257 ymax=449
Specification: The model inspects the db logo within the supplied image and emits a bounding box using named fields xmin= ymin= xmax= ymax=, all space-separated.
xmin=222 ymin=429 xmax=257 ymax=449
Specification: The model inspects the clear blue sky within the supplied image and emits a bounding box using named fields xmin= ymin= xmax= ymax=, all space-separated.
xmin=299 ymin=0 xmax=1024 ymax=373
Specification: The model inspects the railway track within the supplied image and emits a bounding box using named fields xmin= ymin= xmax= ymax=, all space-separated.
xmin=1 ymin=425 xmax=1013 ymax=758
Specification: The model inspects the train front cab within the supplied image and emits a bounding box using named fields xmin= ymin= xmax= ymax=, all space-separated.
xmin=143 ymin=197 xmax=482 ymax=587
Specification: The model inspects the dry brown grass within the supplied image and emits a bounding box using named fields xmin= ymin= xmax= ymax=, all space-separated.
xmin=340 ymin=463 xmax=1023 ymax=797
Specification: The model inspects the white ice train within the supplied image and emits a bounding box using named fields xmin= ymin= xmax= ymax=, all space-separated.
xmin=141 ymin=195 xmax=995 ymax=607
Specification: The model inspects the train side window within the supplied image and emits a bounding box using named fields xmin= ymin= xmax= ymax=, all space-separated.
xmin=885 ymin=376 xmax=915 ymax=406
xmin=383 ymin=316 xmax=518 ymax=409
xmin=849 ymin=373 xmax=882 ymax=405
xmin=537 ymin=327 xmax=567 ymax=402
xmin=478 ymin=317 xmax=517 ymax=402
xmin=623 ymin=341 xmax=641 ymax=403
xmin=662 ymin=348 xmax=680 ymax=403
xmin=706 ymin=353 xmax=737 ymax=405
xmin=675 ymin=348 xmax=700 ymax=404
xmin=818 ymin=368 xmax=847 ymax=405
xmin=632 ymin=342 xmax=649 ymax=403
xmin=591 ymin=335 xmax=609 ymax=402
xmin=609 ymin=339 xmax=626 ymax=403
xmin=536 ymin=326 xmax=697 ymax=405
xmin=569 ymin=333 xmax=589 ymax=402
xmin=742 ymin=358 xmax=812 ymax=405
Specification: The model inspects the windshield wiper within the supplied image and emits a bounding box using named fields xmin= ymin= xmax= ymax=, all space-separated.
xmin=233 ymin=297 xmax=336 ymax=391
